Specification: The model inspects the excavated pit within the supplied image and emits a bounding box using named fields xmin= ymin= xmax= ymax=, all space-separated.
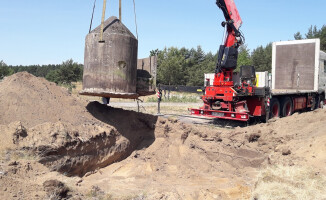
xmin=18 ymin=103 xmax=158 ymax=177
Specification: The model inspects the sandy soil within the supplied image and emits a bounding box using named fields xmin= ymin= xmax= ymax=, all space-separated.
xmin=0 ymin=72 xmax=326 ymax=200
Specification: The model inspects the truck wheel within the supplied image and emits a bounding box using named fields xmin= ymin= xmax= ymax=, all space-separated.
xmin=281 ymin=97 xmax=293 ymax=117
xmin=270 ymin=98 xmax=280 ymax=118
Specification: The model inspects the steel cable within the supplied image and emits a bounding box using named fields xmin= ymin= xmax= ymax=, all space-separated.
xmin=89 ymin=0 xmax=97 ymax=33
xmin=133 ymin=0 xmax=138 ymax=40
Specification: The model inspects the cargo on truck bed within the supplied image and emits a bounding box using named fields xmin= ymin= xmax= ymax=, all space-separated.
xmin=272 ymin=39 xmax=326 ymax=94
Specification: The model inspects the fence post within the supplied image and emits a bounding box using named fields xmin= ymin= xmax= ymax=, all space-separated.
xmin=157 ymin=84 xmax=162 ymax=115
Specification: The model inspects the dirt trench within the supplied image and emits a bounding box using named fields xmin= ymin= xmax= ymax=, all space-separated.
xmin=14 ymin=102 xmax=157 ymax=177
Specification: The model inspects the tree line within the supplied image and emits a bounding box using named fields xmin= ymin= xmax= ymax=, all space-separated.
xmin=0 ymin=59 xmax=83 ymax=85
xmin=1 ymin=25 xmax=325 ymax=86
xmin=151 ymin=43 xmax=271 ymax=86
xmin=154 ymin=25 xmax=326 ymax=86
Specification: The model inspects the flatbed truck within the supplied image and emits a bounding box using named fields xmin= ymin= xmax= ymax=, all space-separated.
xmin=191 ymin=39 xmax=326 ymax=122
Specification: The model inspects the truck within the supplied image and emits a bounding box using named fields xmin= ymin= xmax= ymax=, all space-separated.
xmin=190 ymin=0 xmax=326 ymax=122
xmin=199 ymin=39 xmax=326 ymax=121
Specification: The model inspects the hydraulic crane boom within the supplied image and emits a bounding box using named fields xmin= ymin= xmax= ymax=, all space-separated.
xmin=217 ymin=0 xmax=242 ymax=46
xmin=215 ymin=0 xmax=243 ymax=73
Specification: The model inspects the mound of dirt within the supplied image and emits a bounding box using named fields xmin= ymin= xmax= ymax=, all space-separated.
xmin=0 ymin=72 xmax=95 ymax=128
xmin=0 ymin=72 xmax=157 ymax=177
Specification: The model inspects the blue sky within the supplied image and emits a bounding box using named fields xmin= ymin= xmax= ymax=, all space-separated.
xmin=0 ymin=0 xmax=325 ymax=65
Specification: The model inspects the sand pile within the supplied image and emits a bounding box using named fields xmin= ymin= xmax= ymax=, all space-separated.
xmin=0 ymin=72 xmax=157 ymax=177
xmin=0 ymin=72 xmax=95 ymax=128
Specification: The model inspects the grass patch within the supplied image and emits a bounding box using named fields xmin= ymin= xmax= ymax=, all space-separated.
xmin=146 ymin=92 xmax=201 ymax=103
xmin=252 ymin=165 xmax=326 ymax=200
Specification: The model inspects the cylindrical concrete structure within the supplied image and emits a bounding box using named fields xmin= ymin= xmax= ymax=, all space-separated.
xmin=80 ymin=16 xmax=138 ymax=99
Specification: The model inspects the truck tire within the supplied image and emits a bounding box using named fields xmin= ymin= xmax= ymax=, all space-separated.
xmin=270 ymin=98 xmax=280 ymax=119
xmin=281 ymin=97 xmax=293 ymax=117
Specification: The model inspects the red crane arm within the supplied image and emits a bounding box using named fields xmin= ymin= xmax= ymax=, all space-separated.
xmin=216 ymin=0 xmax=243 ymax=72
xmin=216 ymin=0 xmax=242 ymax=47
xmin=217 ymin=0 xmax=242 ymax=47
xmin=223 ymin=0 xmax=242 ymax=29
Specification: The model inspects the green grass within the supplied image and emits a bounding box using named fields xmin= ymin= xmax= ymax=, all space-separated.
xmin=146 ymin=92 xmax=201 ymax=103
